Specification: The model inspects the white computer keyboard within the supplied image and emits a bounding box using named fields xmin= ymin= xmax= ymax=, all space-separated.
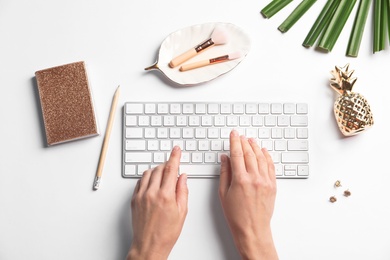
xmin=122 ymin=102 xmax=309 ymax=178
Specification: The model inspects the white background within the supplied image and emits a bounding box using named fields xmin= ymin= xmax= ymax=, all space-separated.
xmin=1 ymin=0 xmax=390 ymax=259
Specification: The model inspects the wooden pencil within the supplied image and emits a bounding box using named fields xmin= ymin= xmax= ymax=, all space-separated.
xmin=93 ymin=85 xmax=121 ymax=190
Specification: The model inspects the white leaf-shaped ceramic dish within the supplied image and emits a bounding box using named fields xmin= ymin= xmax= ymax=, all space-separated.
xmin=145 ymin=22 xmax=251 ymax=86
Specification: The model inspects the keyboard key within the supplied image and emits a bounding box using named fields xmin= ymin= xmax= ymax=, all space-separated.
xmin=126 ymin=104 xmax=143 ymax=114
xmin=297 ymin=128 xmax=309 ymax=139
xmin=192 ymin=153 xmax=203 ymax=163
xmin=201 ymin=116 xmax=212 ymax=126
xmin=261 ymin=140 xmax=273 ymax=151
xmin=170 ymin=104 xmax=181 ymax=114
xmin=259 ymin=128 xmax=270 ymax=139
xmin=157 ymin=104 xmax=169 ymax=114
xmin=296 ymin=103 xmax=308 ymax=114
xmin=199 ymin=140 xmax=210 ymax=150
xmin=185 ymin=140 xmax=197 ymax=151
xmin=179 ymin=164 xmax=220 ymax=176
xmin=126 ymin=116 xmax=137 ymax=126
xmin=137 ymin=165 xmax=149 ymax=175
xmin=258 ymin=103 xmax=269 ymax=114
xmin=271 ymin=103 xmax=283 ymax=114
xmin=265 ymin=116 xmax=276 ymax=126
xmin=144 ymin=128 xmax=156 ymax=138
xmin=284 ymin=128 xmax=295 ymax=139
xmin=169 ymin=128 xmax=181 ymax=138
xmin=291 ymin=116 xmax=308 ymax=126
xmin=176 ymin=116 xmax=187 ymax=126
xmin=189 ymin=116 xmax=200 ymax=126
xmin=208 ymin=104 xmax=219 ymax=114
xmin=211 ymin=141 xmax=222 ymax=151
xmin=151 ymin=116 xmax=162 ymax=126
xmin=297 ymin=165 xmax=309 ymax=176
xmin=145 ymin=104 xmax=156 ymax=114
xmin=287 ymin=140 xmax=308 ymax=151
xmin=271 ymin=128 xmax=283 ymax=139
xmin=246 ymin=104 xmax=257 ymax=114
xmin=195 ymin=104 xmax=206 ymax=114
xmin=183 ymin=104 xmax=194 ymax=114
xmin=207 ymin=128 xmax=219 ymax=138
xmin=147 ymin=140 xmax=159 ymax=151
xmin=160 ymin=140 xmax=171 ymax=151
xmin=240 ymin=116 xmax=251 ymax=126
xmin=126 ymin=128 xmax=143 ymax=138
xmin=126 ymin=140 xmax=146 ymax=151
xmin=283 ymin=103 xmax=295 ymax=114
xmin=274 ymin=140 xmax=286 ymax=151
xmin=138 ymin=116 xmax=150 ymax=126
xmin=281 ymin=152 xmax=309 ymax=163
xmin=154 ymin=153 xmax=165 ymax=163
xmin=195 ymin=128 xmax=207 ymax=138
xmin=277 ymin=115 xmax=290 ymax=126
xmin=233 ymin=104 xmax=244 ymax=114
xmin=220 ymin=104 xmax=231 ymax=114
xmin=157 ymin=128 xmax=168 ymax=138
xmin=252 ymin=116 xmax=263 ymax=126
xmin=125 ymin=153 xmax=152 ymax=163
xmin=180 ymin=153 xmax=190 ymax=163
xmin=163 ymin=116 xmax=175 ymax=126
xmin=124 ymin=165 xmax=136 ymax=176
xmin=205 ymin=153 xmax=216 ymax=163
xmin=214 ymin=116 xmax=225 ymax=126
xmin=183 ymin=128 xmax=194 ymax=138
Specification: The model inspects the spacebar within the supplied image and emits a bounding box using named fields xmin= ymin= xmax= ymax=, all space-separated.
xmin=179 ymin=164 xmax=220 ymax=177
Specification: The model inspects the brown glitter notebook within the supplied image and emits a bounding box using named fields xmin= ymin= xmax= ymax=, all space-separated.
xmin=35 ymin=61 xmax=99 ymax=146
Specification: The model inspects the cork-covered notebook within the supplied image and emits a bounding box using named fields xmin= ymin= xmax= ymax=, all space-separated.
xmin=35 ymin=61 xmax=99 ymax=146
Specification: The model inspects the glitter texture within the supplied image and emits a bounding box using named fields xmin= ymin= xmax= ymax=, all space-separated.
xmin=35 ymin=61 xmax=99 ymax=146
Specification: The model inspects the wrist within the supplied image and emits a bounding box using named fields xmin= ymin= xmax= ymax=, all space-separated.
xmin=127 ymin=244 xmax=168 ymax=260
xmin=235 ymin=227 xmax=278 ymax=260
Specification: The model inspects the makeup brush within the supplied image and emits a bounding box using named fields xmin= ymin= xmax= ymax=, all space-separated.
xmin=179 ymin=51 xmax=242 ymax=71
xmin=169 ymin=26 xmax=228 ymax=68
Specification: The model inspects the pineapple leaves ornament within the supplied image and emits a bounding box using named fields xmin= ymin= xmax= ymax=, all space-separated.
xmin=330 ymin=64 xmax=374 ymax=136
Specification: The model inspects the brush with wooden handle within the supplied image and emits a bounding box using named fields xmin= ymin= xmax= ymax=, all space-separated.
xmin=169 ymin=26 xmax=228 ymax=68
xmin=179 ymin=51 xmax=241 ymax=71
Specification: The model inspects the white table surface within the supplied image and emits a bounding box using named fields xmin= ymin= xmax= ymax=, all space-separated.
xmin=1 ymin=0 xmax=390 ymax=259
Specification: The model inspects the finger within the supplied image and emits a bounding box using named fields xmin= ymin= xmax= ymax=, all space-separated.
xmin=176 ymin=173 xmax=189 ymax=217
xmin=161 ymin=146 xmax=181 ymax=191
xmin=248 ymin=138 xmax=269 ymax=178
xmin=133 ymin=179 xmax=140 ymax=195
xmin=229 ymin=130 xmax=246 ymax=176
xmin=137 ymin=168 xmax=153 ymax=194
xmin=219 ymin=154 xmax=232 ymax=199
xmin=131 ymin=180 xmax=141 ymax=206
xmin=240 ymin=135 xmax=258 ymax=174
xmin=147 ymin=163 xmax=165 ymax=191
xmin=262 ymin=148 xmax=276 ymax=183
xmin=161 ymin=146 xmax=181 ymax=190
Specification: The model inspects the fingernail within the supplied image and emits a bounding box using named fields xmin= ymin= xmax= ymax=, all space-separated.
xmin=173 ymin=145 xmax=180 ymax=151
xmin=231 ymin=130 xmax=239 ymax=136
xmin=248 ymin=138 xmax=256 ymax=143
xmin=221 ymin=154 xmax=227 ymax=163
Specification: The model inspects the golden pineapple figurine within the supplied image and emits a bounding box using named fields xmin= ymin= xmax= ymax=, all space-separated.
xmin=330 ymin=64 xmax=374 ymax=136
